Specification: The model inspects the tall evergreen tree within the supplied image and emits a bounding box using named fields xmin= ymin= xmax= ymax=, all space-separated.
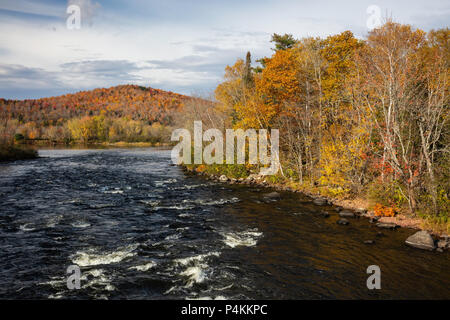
xmin=271 ymin=33 xmax=296 ymax=51
xmin=243 ymin=51 xmax=254 ymax=88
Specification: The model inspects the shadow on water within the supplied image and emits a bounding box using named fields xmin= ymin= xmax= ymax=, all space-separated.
xmin=0 ymin=148 xmax=448 ymax=299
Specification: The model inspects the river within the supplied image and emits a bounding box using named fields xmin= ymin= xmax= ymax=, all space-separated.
xmin=0 ymin=147 xmax=448 ymax=299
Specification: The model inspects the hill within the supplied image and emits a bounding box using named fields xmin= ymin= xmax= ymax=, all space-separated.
xmin=0 ymin=85 xmax=195 ymax=144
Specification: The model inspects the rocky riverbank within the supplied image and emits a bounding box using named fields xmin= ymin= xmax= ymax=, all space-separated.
xmin=182 ymin=166 xmax=449 ymax=253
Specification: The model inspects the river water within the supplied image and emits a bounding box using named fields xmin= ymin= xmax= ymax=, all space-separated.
xmin=0 ymin=147 xmax=448 ymax=299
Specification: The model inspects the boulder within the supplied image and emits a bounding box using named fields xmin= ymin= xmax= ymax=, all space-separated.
xmin=405 ymin=231 xmax=435 ymax=251
xmin=337 ymin=218 xmax=349 ymax=225
xmin=334 ymin=206 xmax=343 ymax=212
xmin=264 ymin=192 xmax=280 ymax=199
xmin=376 ymin=222 xmax=398 ymax=229
xmin=320 ymin=211 xmax=330 ymax=218
xmin=246 ymin=174 xmax=260 ymax=181
xmin=437 ymin=239 xmax=449 ymax=250
xmin=370 ymin=216 xmax=381 ymax=223
xmin=339 ymin=210 xmax=355 ymax=218
xmin=313 ymin=198 xmax=327 ymax=206
xmin=356 ymin=208 xmax=367 ymax=215
xmin=219 ymin=175 xmax=229 ymax=182
xmin=364 ymin=240 xmax=375 ymax=245
xmin=263 ymin=192 xmax=280 ymax=203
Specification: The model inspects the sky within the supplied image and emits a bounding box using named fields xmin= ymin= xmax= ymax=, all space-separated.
xmin=0 ymin=0 xmax=448 ymax=100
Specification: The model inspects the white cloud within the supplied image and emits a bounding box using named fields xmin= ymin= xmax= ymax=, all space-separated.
xmin=0 ymin=0 xmax=448 ymax=99
xmin=0 ymin=0 xmax=64 ymax=18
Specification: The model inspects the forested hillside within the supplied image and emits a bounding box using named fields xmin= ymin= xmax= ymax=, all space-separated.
xmin=0 ymin=85 xmax=194 ymax=143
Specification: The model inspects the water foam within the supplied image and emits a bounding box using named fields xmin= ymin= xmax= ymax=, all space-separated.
xmin=155 ymin=178 xmax=177 ymax=187
xmin=222 ymin=229 xmax=262 ymax=248
xmin=174 ymin=251 xmax=220 ymax=266
xmin=81 ymin=269 xmax=115 ymax=291
xmin=140 ymin=200 xmax=160 ymax=206
xmin=129 ymin=261 xmax=157 ymax=272
xmin=72 ymin=244 xmax=137 ymax=267
xmin=180 ymin=266 xmax=206 ymax=287
xmin=172 ymin=252 xmax=221 ymax=289
xmin=182 ymin=197 xmax=240 ymax=206
xmin=19 ymin=224 xmax=35 ymax=232
xmin=71 ymin=221 xmax=91 ymax=228
xmin=187 ymin=295 xmax=227 ymax=300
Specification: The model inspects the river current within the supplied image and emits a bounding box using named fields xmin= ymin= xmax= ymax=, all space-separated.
xmin=0 ymin=148 xmax=448 ymax=299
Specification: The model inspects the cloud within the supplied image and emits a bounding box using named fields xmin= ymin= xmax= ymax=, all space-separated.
xmin=0 ymin=0 xmax=449 ymax=99
xmin=147 ymin=55 xmax=227 ymax=75
xmin=191 ymin=45 xmax=222 ymax=54
xmin=0 ymin=0 xmax=65 ymax=18
xmin=410 ymin=12 xmax=450 ymax=30
xmin=0 ymin=63 xmax=70 ymax=99
xmin=0 ymin=60 xmax=147 ymax=99
xmin=0 ymin=64 xmax=61 ymax=88
xmin=60 ymin=59 xmax=142 ymax=80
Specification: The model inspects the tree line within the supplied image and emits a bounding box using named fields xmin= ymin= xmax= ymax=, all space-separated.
xmin=184 ymin=21 xmax=448 ymax=225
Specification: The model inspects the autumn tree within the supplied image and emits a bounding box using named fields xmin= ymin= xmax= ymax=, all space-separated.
xmin=318 ymin=31 xmax=369 ymax=193
xmin=356 ymin=22 xmax=441 ymax=213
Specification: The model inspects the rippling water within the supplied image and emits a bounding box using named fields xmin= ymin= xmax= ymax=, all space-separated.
xmin=0 ymin=148 xmax=448 ymax=299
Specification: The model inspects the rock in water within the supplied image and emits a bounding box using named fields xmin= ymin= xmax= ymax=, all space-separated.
xmin=313 ymin=198 xmax=327 ymax=206
xmin=437 ymin=239 xmax=449 ymax=250
xmin=370 ymin=216 xmax=381 ymax=223
xmin=339 ymin=210 xmax=355 ymax=218
xmin=219 ymin=175 xmax=229 ymax=182
xmin=405 ymin=231 xmax=435 ymax=251
xmin=263 ymin=192 xmax=281 ymax=203
xmin=320 ymin=211 xmax=330 ymax=218
xmin=264 ymin=192 xmax=281 ymax=199
xmin=337 ymin=218 xmax=349 ymax=225
xmin=376 ymin=222 xmax=398 ymax=229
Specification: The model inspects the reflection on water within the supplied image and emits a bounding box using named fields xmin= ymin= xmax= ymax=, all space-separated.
xmin=0 ymin=148 xmax=448 ymax=299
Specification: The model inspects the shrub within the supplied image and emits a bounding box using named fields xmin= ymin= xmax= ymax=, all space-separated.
xmin=373 ymin=203 xmax=397 ymax=217
xmin=366 ymin=179 xmax=407 ymax=207
xmin=14 ymin=133 xmax=25 ymax=142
